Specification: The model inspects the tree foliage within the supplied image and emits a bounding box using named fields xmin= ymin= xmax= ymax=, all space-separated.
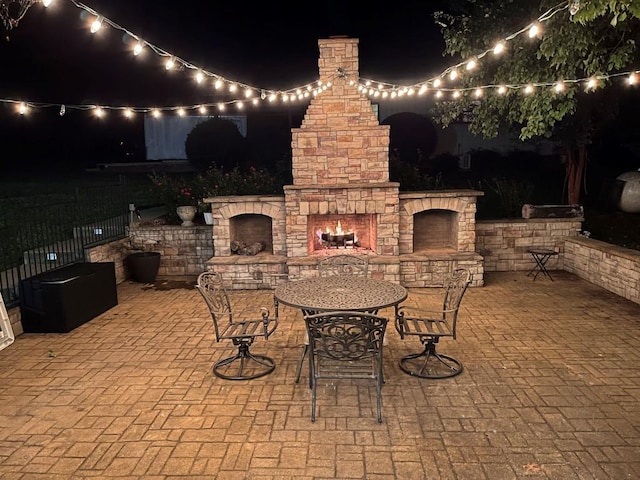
xmin=431 ymin=0 xmax=640 ymax=203
xmin=185 ymin=117 xmax=247 ymax=172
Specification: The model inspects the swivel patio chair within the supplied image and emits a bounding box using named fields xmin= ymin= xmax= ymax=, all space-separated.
xmin=294 ymin=254 xmax=370 ymax=383
xmin=304 ymin=310 xmax=388 ymax=423
xmin=196 ymin=272 xmax=278 ymax=380
xmin=395 ymin=268 xmax=471 ymax=379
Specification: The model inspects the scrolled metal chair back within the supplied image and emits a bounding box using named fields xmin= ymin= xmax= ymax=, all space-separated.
xmin=441 ymin=268 xmax=471 ymax=338
xmin=196 ymin=272 xmax=233 ymax=341
xmin=306 ymin=311 xmax=386 ymax=362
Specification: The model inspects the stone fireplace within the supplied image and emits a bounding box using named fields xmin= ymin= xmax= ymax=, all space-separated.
xmin=206 ymin=37 xmax=484 ymax=288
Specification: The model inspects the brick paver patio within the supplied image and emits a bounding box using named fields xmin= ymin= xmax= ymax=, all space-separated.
xmin=1 ymin=271 xmax=639 ymax=479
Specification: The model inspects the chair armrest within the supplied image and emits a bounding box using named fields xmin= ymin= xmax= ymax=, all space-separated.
xmin=260 ymin=307 xmax=278 ymax=338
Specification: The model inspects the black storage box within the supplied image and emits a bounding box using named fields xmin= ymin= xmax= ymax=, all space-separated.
xmin=20 ymin=262 xmax=118 ymax=333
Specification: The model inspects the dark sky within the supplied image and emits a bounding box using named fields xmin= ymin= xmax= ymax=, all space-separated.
xmin=1 ymin=1 xmax=450 ymax=106
xmin=0 ymin=0 xmax=452 ymax=172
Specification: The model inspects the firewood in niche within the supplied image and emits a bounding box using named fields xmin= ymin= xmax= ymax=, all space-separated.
xmin=230 ymin=240 xmax=247 ymax=253
xmin=231 ymin=240 xmax=265 ymax=255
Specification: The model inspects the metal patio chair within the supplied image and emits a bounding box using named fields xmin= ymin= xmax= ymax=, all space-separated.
xmin=395 ymin=268 xmax=471 ymax=379
xmin=304 ymin=310 xmax=388 ymax=423
xmin=294 ymin=254 xmax=370 ymax=384
xmin=196 ymin=271 xmax=278 ymax=380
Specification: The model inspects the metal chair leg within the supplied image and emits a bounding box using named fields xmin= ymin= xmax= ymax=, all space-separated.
xmin=213 ymin=343 xmax=275 ymax=380
xmin=294 ymin=344 xmax=308 ymax=384
xmin=399 ymin=342 xmax=463 ymax=379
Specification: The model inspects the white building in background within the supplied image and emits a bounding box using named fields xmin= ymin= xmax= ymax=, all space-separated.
xmin=143 ymin=115 xmax=247 ymax=160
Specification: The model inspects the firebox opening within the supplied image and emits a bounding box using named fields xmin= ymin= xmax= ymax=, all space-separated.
xmin=413 ymin=209 xmax=458 ymax=252
xmin=308 ymin=214 xmax=376 ymax=254
xmin=229 ymin=214 xmax=273 ymax=254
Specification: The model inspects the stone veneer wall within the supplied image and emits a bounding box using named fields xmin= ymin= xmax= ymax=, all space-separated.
xmin=125 ymin=225 xmax=213 ymax=278
xmin=208 ymin=195 xmax=287 ymax=257
xmin=291 ymin=37 xmax=390 ymax=187
xmin=476 ymin=218 xmax=582 ymax=271
xmin=284 ymin=184 xmax=400 ymax=257
xmin=86 ymin=225 xmax=213 ymax=283
xmin=564 ymin=237 xmax=640 ymax=304
xmin=399 ymin=191 xmax=482 ymax=254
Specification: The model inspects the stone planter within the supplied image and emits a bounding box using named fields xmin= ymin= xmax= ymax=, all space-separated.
xmin=176 ymin=205 xmax=196 ymax=226
xmin=127 ymin=252 xmax=161 ymax=283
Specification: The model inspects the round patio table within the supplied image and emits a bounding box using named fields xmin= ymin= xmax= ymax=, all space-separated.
xmin=274 ymin=276 xmax=408 ymax=313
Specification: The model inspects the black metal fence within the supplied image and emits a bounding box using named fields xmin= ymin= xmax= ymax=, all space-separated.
xmin=0 ymin=177 xmax=129 ymax=309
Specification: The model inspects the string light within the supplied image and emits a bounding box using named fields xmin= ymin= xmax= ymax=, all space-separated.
xmin=133 ymin=42 xmax=144 ymax=56
xmin=3 ymin=0 xmax=637 ymax=118
xmin=90 ymin=16 xmax=102 ymax=34
xmin=42 ymin=0 xmax=53 ymax=7
xmin=528 ymin=23 xmax=541 ymax=38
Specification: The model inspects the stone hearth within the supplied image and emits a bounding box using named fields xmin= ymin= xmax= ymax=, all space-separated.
xmin=206 ymin=37 xmax=484 ymax=289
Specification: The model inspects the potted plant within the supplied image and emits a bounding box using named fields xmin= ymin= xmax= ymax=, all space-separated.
xmin=149 ymin=172 xmax=198 ymax=226
xmin=122 ymin=235 xmax=162 ymax=283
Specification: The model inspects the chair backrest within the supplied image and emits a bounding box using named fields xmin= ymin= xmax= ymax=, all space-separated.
xmin=441 ymin=268 xmax=472 ymax=337
xmin=196 ymin=271 xmax=233 ymax=341
xmin=304 ymin=310 xmax=387 ymax=367
xmin=318 ymin=254 xmax=369 ymax=277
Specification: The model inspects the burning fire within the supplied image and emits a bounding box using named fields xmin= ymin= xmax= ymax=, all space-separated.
xmin=317 ymin=220 xmax=358 ymax=244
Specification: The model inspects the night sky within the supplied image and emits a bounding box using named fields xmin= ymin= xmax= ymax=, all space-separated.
xmin=0 ymin=1 xmax=451 ymax=173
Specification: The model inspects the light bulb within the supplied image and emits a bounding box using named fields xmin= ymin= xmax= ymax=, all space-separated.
xmin=236 ymin=102 xmax=244 ymax=110
xmin=433 ymin=78 xmax=441 ymax=88
xmin=195 ymin=71 xmax=204 ymax=83
xmin=218 ymin=103 xmax=225 ymax=111
xmin=124 ymin=108 xmax=133 ymax=118
xmin=452 ymin=90 xmax=461 ymax=99
xmin=554 ymin=81 xmax=565 ymax=92
xmin=94 ymin=106 xmax=104 ymax=117
xmin=177 ymin=108 xmax=186 ymax=116
xmin=493 ymin=42 xmax=505 ymax=55
xmin=165 ymin=57 xmax=175 ymax=70
xmin=474 ymin=88 xmax=483 ymax=98
xmin=528 ymin=23 xmax=540 ymax=38
xmin=42 ymin=0 xmax=53 ymax=7
xmin=198 ymin=105 xmax=207 ymax=114
xmin=569 ymin=0 xmax=580 ymax=16
xmin=244 ymin=88 xmax=253 ymax=98
xmin=627 ymin=73 xmax=637 ymax=85
xmin=152 ymin=109 xmax=161 ymax=118
xmin=90 ymin=17 xmax=102 ymax=34
xmin=18 ymin=102 xmax=27 ymax=115
xmin=228 ymin=84 xmax=237 ymax=93
xmin=586 ymin=78 xmax=597 ymax=90
xmin=59 ymin=104 xmax=66 ymax=116
xmin=498 ymin=85 xmax=507 ymax=95
xmin=214 ymin=79 xmax=222 ymax=90
xmin=435 ymin=90 xmax=443 ymax=98
xmin=466 ymin=59 xmax=477 ymax=71
xmin=133 ymin=42 xmax=144 ymax=56
xmin=524 ymin=84 xmax=534 ymax=94
xmin=449 ymin=69 xmax=458 ymax=81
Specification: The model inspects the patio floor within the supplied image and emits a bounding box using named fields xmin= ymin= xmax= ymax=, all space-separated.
xmin=1 ymin=271 xmax=639 ymax=479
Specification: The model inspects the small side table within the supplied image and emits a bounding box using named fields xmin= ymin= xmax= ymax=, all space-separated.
xmin=527 ymin=248 xmax=559 ymax=281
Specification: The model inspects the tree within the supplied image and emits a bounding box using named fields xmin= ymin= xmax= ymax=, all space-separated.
xmin=431 ymin=0 xmax=640 ymax=204
xmin=185 ymin=117 xmax=247 ymax=172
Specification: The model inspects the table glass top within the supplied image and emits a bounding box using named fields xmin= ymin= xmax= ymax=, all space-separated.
xmin=274 ymin=276 xmax=407 ymax=311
